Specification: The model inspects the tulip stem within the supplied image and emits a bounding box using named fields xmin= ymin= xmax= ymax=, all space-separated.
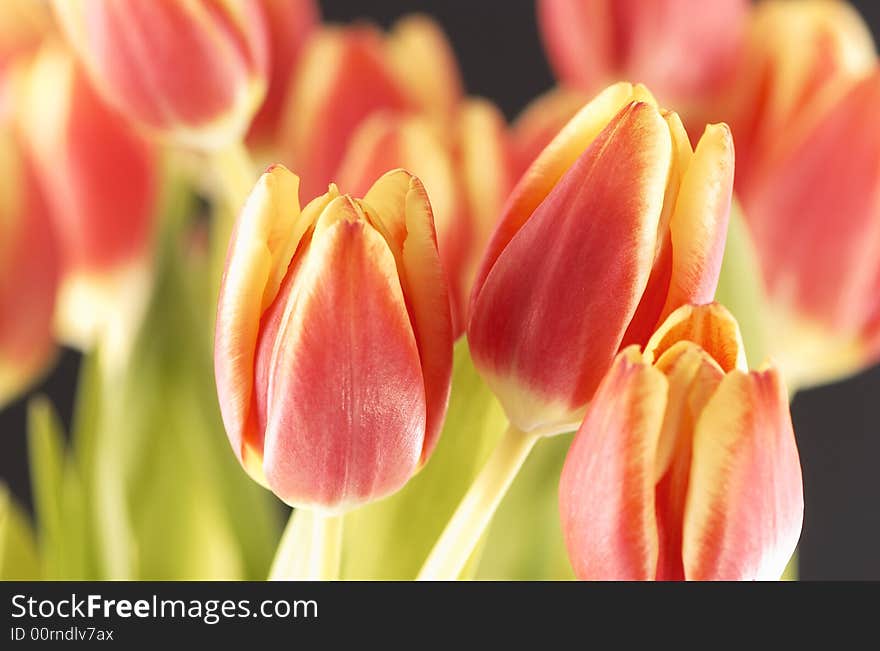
xmin=417 ymin=424 xmax=539 ymax=580
xmin=269 ymin=508 xmax=344 ymax=581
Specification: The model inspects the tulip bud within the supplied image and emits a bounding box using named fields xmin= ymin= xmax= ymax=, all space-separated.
xmin=51 ymin=0 xmax=268 ymax=150
xmin=214 ymin=165 xmax=453 ymax=511
xmin=537 ymin=0 xmax=748 ymax=112
xmin=468 ymin=82 xmax=734 ymax=435
xmin=559 ymin=303 xmax=804 ymax=580
xmin=336 ymin=99 xmax=512 ymax=337
xmin=0 ymin=127 xmax=59 ymax=407
xmin=246 ymin=0 xmax=319 ymax=148
xmin=280 ymin=16 xmax=462 ymax=200
xmin=17 ymin=45 xmax=158 ymax=350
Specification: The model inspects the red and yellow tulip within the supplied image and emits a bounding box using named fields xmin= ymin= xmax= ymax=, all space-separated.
xmin=468 ymin=82 xmax=734 ymax=435
xmin=559 ymin=303 xmax=804 ymax=580
xmin=726 ymin=0 xmax=880 ymax=387
xmin=51 ymin=0 xmax=269 ymax=150
xmin=335 ymin=100 xmax=513 ymax=337
xmin=17 ymin=45 xmax=158 ymax=349
xmin=214 ymin=165 xmax=453 ymax=511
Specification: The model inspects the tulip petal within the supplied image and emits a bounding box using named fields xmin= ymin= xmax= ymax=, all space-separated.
xmin=469 ymin=101 xmax=671 ymax=432
xmin=261 ymin=196 xmax=426 ymax=510
xmin=559 ymin=348 xmax=666 ymax=580
xmin=471 ymin=82 xmax=657 ymax=304
xmin=214 ymin=165 xmax=318 ymax=475
xmin=645 ymin=302 xmax=747 ymax=373
xmin=661 ymin=123 xmax=734 ymax=318
xmin=683 ymin=367 xmax=803 ymax=580
xmin=363 ymin=170 xmax=453 ymax=462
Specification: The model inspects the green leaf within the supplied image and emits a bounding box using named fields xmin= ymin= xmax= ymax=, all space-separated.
xmin=341 ymin=340 xmax=507 ymax=579
xmin=0 ymin=484 xmax=40 ymax=580
xmin=714 ymin=201 xmax=771 ymax=367
xmin=27 ymin=397 xmax=90 ymax=579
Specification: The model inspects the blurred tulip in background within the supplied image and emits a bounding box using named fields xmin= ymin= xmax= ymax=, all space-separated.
xmin=559 ymin=303 xmax=803 ymax=580
xmin=215 ymin=165 xmax=452 ymax=511
xmin=17 ymin=45 xmax=158 ymax=354
xmin=52 ymin=0 xmax=269 ymax=151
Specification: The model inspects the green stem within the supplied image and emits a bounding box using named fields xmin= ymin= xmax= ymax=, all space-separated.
xmin=269 ymin=509 xmax=344 ymax=581
xmin=417 ymin=424 xmax=538 ymax=580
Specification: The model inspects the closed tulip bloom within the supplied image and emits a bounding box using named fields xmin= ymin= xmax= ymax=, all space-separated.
xmin=246 ymin=0 xmax=319 ymax=147
xmin=335 ymin=99 xmax=512 ymax=336
xmin=510 ymin=87 xmax=587 ymax=179
xmin=468 ymin=82 xmax=734 ymax=435
xmin=52 ymin=0 xmax=268 ymax=150
xmin=214 ymin=165 xmax=453 ymax=511
xmin=537 ymin=0 xmax=747 ymax=112
xmin=559 ymin=303 xmax=804 ymax=580
xmin=0 ymin=128 xmax=60 ymax=407
xmin=280 ymin=16 xmax=462 ymax=200
xmin=17 ymin=45 xmax=158 ymax=349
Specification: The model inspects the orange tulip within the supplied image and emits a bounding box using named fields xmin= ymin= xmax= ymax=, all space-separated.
xmin=52 ymin=0 xmax=268 ymax=150
xmin=335 ymin=99 xmax=513 ymax=337
xmin=559 ymin=303 xmax=804 ymax=580
xmin=510 ymin=87 xmax=587 ymax=179
xmin=17 ymin=45 xmax=158 ymax=349
xmin=246 ymin=0 xmax=319 ymax=148
xmin=280 ymin=15 xmax=463 ymax=200
xmin=537 ymin=0 xmax=748 ymax=113
xmin=729 ymin=1 xmax=880 ymax=387
xmin=468 ymin=82 xmax=734 ymax=436
xmin=214 ymin=165 xmax=453 ymax=511
xmin=0 ymin=126 xmax=59 ymax=407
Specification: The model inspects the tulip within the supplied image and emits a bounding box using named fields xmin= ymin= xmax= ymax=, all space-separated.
xmin=51 ymin=0 xmax=268 ymax=150
xmin=537 ymin=0 xmax=748 ymax=114
xmin=246 ymin=0 xmax=319 ymax=148
xmin=727 ymin=1 xmax=880 ymax=388
xmin=335 ymin=99 xmax=512 ymax=337
xmin=559 ymin=303 xmax=804 ymax=580
xmin=469 ymin=82 xmax=734 ymax=436
xmin=17 ymin=45 xmax=158 ymax=350
xmin=0 ymin=127 xmax=60 ymax=408
xmin=280 ymin=16 xmax=462 ymax=200
xmin=0 ymin=0 xmax=51 ymax=72
xmin=214 ymin=165 xmax=453 ymax=511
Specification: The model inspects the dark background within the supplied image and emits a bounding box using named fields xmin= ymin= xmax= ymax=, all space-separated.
xmin=2 ymin=0 xmax=879 ymax=580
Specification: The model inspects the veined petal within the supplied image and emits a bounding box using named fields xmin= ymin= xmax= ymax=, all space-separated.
xmin=469 ymin=101 xmax=671 ymax=432
xmin=683 ymin=367 xmax=803 ymax=580
xmin=661 ymin=123 xmax=734 ymax=318
xmin=471 ymin=82 xmax=658 ymax=305
xmin=559 ymin=348 xmax=666 ymax=580
xmin=362 ymin=170 xmax=453 ymax=462
xmin=262 ymin=196 xmax=425 ymax=511
xmin=645 ymin=302 xmax=747 ymax=373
